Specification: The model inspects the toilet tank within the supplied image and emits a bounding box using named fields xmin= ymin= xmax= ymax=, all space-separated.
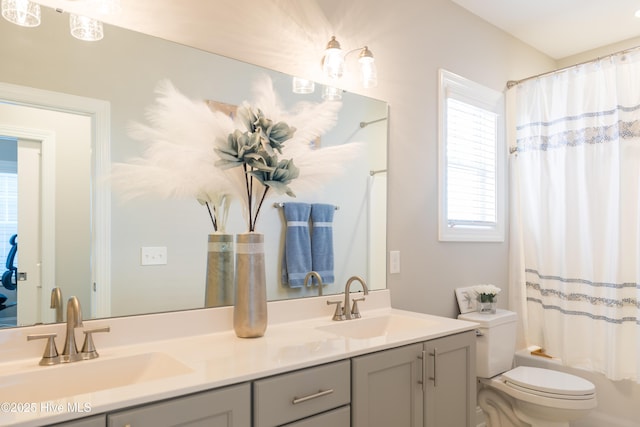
xmin=458 ymin=309 xmax=517 ymax=378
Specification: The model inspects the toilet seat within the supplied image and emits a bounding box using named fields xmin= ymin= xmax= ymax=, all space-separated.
xmin=484 ymin=366 xmax=597 ymax=412
xmin=503 ymin=366 xmax=596 ymax=400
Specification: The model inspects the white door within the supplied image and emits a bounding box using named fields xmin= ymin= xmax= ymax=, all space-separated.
xmin=16 ymin=139 xmax=42 ymax=325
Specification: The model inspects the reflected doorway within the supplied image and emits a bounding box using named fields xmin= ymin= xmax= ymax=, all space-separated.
xmin=0 ymin=136 xmax=18 ymax=326
xmin=0 ymin=136 xmax=44 ymax=326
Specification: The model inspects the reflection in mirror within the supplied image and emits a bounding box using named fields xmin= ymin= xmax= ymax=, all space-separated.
xmin=0 ymin=6 xmax=387 ymax=328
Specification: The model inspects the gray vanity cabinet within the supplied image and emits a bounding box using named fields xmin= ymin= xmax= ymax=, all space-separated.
xmin=351 ymin=331 xmax=476 ymax=427
xmin=106 ymin=382 xmax=250 ymax=427
xmin=423 ymin=331 xmax=476 ymax=427
xmin=37 ymin=331 xmax=475 ymax=427
xmin=351 ymin=343 xmax=424 ymax=427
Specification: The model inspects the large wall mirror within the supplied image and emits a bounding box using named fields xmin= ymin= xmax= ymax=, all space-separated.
xmin=0 ymin=6 xmax=387 ymax=328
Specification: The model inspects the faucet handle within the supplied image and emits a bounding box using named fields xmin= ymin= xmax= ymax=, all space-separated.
xmin=81 ymin=326 xmax=110 ymax=360
xmin=327 ymin=300 xmax=345 ymax=321
xmin=27 ymin=333 xmax=60 ymax=366
xmin=351 ymin=297 xmax=366 ymax=319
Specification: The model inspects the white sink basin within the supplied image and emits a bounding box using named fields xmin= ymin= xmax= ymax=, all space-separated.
xmin=316 ymin=314 xmax=440 ymax=339
xmin=0 ymin=352 xmax=193 ymax=402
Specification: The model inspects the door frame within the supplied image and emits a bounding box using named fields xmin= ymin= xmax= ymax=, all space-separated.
xmin=0 ymin=81 xmax=111 ymax=319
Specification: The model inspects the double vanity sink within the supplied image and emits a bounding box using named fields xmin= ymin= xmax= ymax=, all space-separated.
xmin=0 ymin=290 xmax=478 ymax=426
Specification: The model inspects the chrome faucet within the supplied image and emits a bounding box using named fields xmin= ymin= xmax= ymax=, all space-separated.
xmin=343 ymin=276 xmax=368 ymax=320
xmin=303 ymin=271 xmax=324 ymax=296
xmin=50 ymin=287 xmax=63 ymax=323
xmin=61 ymin=296 xmax=83 ymax=363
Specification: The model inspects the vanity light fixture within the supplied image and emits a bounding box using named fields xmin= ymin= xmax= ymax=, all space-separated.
xmin=358 ymin=46 xmax=378 ymax=88
xmin=1 ymin=0 xmax=41 ymax=27
xmin=322 ymin=36 xmax=345 ymax=80
xmin=321 ymin=36 xmax=378 ymax=89
xmin=635 ymin=9 xmax=640 ymax=18
xmin=70 ymin=13 xmax=104 ymax=41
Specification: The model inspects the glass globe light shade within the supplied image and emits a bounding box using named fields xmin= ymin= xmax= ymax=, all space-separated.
xmin=70 ymin=14 xmax=104 ymax=41
xmin=1 ymin=0 xmax=41 ymax=27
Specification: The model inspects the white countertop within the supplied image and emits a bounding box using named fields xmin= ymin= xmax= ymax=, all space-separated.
xmin=0 ymin=290 xmax=478 ymax=426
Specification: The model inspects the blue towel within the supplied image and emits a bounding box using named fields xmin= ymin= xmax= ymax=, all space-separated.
xmin=281 ymin=203 xmax=312 ymax=287
xmin=311 ymin=203 xmax=335 ymax=284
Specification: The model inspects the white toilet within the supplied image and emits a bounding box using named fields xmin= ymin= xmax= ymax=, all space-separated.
xmin=458 ymin=309 xmax=597 ymax=427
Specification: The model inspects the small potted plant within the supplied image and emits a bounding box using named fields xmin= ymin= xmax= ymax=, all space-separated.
xmin=474 ymin=284 xmax=501 ymax=314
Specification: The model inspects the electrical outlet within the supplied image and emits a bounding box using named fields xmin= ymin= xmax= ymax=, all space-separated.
xmin=141 ymin=246 xmax=167 ymax=266
xmin=390 ymin=250 xmax=400 ymax=274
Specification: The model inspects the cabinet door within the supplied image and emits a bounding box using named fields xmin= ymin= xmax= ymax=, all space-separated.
xmin=423 ymin=331 xmax=476 ymax=427
xmin=107 ymin=383 xmax=250 ymax=427
xmin=351 ymin=343 xmax=423 ymax=427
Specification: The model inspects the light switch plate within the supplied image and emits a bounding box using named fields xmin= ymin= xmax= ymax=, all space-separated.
xmin=141 ymin=246 xmax=167 ymax=266
xmin=389 ymin=250 xmax=400 ymax=274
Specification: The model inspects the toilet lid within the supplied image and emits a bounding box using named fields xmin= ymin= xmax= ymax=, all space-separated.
xmin=503 ymin=366 xmax=595 ymax=398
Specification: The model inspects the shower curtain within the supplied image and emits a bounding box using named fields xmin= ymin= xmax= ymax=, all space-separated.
xmin=509 ymin=50 xmax=640 ymax=382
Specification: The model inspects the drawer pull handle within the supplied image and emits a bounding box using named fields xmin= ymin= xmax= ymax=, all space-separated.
xmin=292 ymin=388 xmax=334 ymax=404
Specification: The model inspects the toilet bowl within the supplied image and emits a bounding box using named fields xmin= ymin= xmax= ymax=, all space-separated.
xmin=459 ymin=310 xmax=597 ymax=427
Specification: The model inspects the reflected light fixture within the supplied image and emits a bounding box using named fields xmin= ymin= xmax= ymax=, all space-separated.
xmin=292 ymin=77 xmax=316 ymax=94
xmin=322 ymin=85 xmax=343 ymax=101
xmin=1 ymin=0 xmax=41 ymax=27
xmin=322 ymin=36 xmax=378 ymax=89
xmin=70 ymin=14 xmax=104 ymax=41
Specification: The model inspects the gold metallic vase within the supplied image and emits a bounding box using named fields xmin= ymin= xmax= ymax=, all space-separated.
xmin=205 ymin=233 xmax=234 ymax=307
xmin=233 ymin=232 xmax=267 ymax=338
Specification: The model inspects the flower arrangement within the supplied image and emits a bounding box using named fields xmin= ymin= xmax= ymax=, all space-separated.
xmin=111 ymin=75 xmax=363 ymax=233
xmin=474 ymin=284 xmax=501 ymax=303
xmin=215 ymin=105 xmax=298 ymax=231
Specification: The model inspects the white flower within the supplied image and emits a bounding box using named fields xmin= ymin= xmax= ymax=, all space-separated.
xmin=474 ymin=284 xmax=501 ymax=302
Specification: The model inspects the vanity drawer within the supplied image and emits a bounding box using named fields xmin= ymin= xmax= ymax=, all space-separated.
xmin=253 ymin=360 xmax=350 ymax=427
xmin=283 ymin=405 xmax=350 ymax=427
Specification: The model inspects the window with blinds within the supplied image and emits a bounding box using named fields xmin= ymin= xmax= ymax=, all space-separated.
xmin=438 ymin=69 xmax=505 ymax=242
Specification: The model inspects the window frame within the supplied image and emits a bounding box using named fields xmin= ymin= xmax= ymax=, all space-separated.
xmin=437 ymin=69 xmax=506 ymax=242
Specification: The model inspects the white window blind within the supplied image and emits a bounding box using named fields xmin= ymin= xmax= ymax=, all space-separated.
xmin=438 ymin=69 xmax=505 ymax=242
xmin=446 ymin=98 xmax=497 ymax=227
